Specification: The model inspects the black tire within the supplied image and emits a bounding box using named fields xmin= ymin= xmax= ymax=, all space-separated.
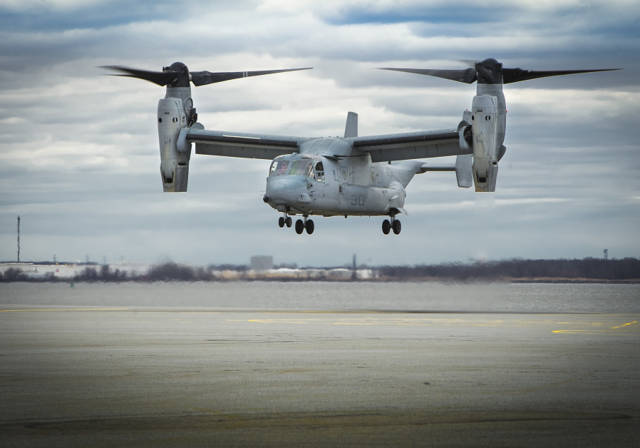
xmin=382 ymin=219 xmax=391 ymax=235
xmin=392 ymin=219 xmax=401 ymax=235
xmin=285 ymin=216 xmax=292 ymax=227
xmin=305 ymin=219 xmax=314 ymax=235
xmin=278 ymin=217 xmax=285 ymax=228
xmin=295 ymin=219 xmax=304 ymax=234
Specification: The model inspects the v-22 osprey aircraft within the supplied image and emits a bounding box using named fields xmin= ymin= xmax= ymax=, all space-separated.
xmin=105 ymin=59 xmax=616 ymax=235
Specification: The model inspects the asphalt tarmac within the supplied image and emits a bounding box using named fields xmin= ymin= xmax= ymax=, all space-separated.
xmin=1 ymin=306 xmax=638 ymax=447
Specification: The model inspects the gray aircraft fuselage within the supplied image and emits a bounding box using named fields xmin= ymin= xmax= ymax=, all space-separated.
xmin=264 ymin=143 xmax=419 ymax=217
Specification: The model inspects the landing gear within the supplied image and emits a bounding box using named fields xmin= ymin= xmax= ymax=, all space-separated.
xmin=279 ymin=214 xmax=313 ymax=235
xmin=278 ymin=215 xmax=293 ymax=228
xmin=382 ymin=217 xmax=401 ymax=235
xmin=392 ymin=219 xmax=401 ymax=235
xmin=305 ymin=219 xmax=314 ymax=235
xmin=294 ymin=218 xmax=314 ymax=235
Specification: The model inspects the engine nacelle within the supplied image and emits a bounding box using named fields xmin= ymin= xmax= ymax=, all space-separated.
xmin=471 ymin=95 xmax=499 ymax=192
xmin=158 ymin=97 xmax=190 ymax=192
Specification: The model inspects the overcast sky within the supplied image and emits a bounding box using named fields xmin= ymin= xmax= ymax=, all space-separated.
xmin=0 ymin=0 xmax=638 ymax=266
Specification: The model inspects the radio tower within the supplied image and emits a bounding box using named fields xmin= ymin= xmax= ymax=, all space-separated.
xmin=17 ymin=216 xmax=21 ymax=263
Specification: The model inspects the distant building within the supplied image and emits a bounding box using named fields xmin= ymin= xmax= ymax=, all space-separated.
xmin=250 ymin=255 xmax=273 ymax=271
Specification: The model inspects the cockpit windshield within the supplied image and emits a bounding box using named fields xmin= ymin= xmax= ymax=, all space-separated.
xmin=269 ymin=158 xmax=313 ymax=177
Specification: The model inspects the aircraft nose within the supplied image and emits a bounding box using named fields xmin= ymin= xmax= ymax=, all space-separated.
xmin=266 ymin=176 xmax=310 ymax=206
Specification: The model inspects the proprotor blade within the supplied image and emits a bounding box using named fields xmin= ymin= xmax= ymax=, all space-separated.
xmin=190 ymin=67 xmax=312 ymax=86
xmin=502 ymin=68 xmax=621 ymax=84
xmin=379 ymin=67 xmax=477 ymax=84
xmin=101 ymin=65 xmax=178 ymax=86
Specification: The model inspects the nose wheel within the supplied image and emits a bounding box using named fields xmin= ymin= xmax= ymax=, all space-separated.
xmin=382 ymin=218 xmax=401 ymax=235
xmin=278 ymin=215 xmax=293 ymax=228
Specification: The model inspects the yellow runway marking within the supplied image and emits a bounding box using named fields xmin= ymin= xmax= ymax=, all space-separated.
xmin=228 ymin=314 xmax=640 ymax=335
xmin=611 ymin=320 xmax=638 ymax=330
xmin=553 ymin=320 xmax=639 ymax=334
xmin=552 ymin=329 xmax=593 ymax=334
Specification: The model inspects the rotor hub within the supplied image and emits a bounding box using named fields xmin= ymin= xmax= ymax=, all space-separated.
xmin=476 ymin=58 xmax=503 ymax=84
xmin=163 ymin=62 xmax=190 ymax=88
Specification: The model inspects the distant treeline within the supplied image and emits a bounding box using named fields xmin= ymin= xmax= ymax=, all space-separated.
xmin=0 ymin=263 xmax=242 ymax=283
xmin=1 ymin=258 xmax=639 ymax=282
xmin=0 ymin=265 xmax=130 ymax=282
xmin=378 ymin=258 xmax=640 ymax=281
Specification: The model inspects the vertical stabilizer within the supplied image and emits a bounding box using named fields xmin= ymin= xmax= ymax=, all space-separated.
xmin=344 ymin=112 xmax=358 ymax=138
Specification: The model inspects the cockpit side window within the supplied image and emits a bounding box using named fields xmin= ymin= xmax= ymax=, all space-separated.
xmin=289 ymin=160 xmax=312 ymax=176
xmin=315 ymin=161 xmax=325 ymax=182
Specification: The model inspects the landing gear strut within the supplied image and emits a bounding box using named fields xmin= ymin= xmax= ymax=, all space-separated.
xmin=382 ymin=217 xmax=401 ymax=235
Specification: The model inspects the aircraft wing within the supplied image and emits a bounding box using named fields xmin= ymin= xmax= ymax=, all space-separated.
xmin=350 ymin=129 xmax=470 ymax=162
xmin=186 ymin=128 xmax=303 ymax=160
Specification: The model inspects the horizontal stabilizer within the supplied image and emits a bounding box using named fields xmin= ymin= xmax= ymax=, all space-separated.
xmin=417 ymin=164 xmax=456 ymax=173
xmin=455 ymin=154 xmax=473 ymax=188
xmin=416 ymin=155 xmax=472 ymax=188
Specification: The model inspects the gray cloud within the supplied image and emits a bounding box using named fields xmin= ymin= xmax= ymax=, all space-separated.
xmin=1 ymin=0 xmax=638 ymax=265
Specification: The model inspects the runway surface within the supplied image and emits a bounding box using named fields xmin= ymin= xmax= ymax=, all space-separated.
xmin=1 ymin=283 xmax=639 ymax=446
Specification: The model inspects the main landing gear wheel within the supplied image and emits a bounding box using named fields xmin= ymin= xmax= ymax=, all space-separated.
xmin=382 ymin=218 xmax=401 ymax=235
xmin=392 ymin=219 xmax=401 ymax=235
xmin=278 ymin=217 xmax=285 ymax=228
xmin=305 ymin=219 xmax=314 ymax=235
xmin=295 ymin=219 xmax=305 ymax=234
xmin=285 ymin=216 xmax=292 ymax=227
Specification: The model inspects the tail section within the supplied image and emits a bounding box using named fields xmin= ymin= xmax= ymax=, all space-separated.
xmin=416 ymin=155 xmax=472 ymax=189
xmin=344 ymin=111 xmax=358 ymax=138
